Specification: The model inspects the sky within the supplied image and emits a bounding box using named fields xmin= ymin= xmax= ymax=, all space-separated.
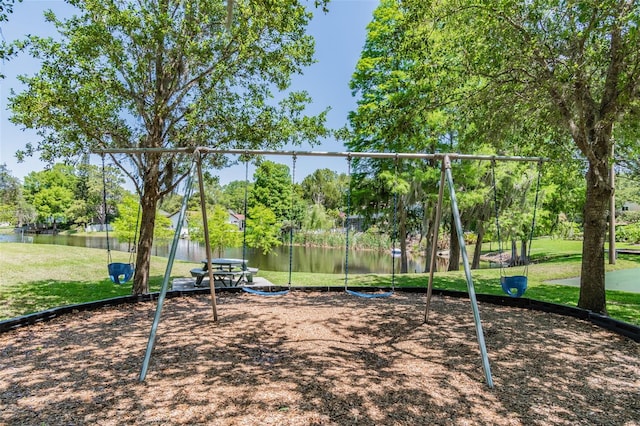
xmin=0 ymin=0 xmax=379 ymax=185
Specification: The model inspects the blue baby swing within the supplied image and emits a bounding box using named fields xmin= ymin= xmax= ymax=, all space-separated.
xmin=492 ymin=161 xmax=542 ymax=298
xmin=102 ymin=155 xmax=137 ymax=285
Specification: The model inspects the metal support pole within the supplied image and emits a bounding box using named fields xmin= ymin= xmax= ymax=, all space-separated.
xmin=139 ymin=157 xmax=197 ymax=382
xmin=95 ymin=147 xmax=545 ymax=164
xmin=442 ymin=155 xmax=494 ymax=388
xmin=424 ymin=162 xmax=446 ymax=323
xmin=197 ymin=153 xmax=219 ymax=321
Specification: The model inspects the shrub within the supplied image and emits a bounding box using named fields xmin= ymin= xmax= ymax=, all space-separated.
xmin=617 ymin=223 xmax=640 ymax=244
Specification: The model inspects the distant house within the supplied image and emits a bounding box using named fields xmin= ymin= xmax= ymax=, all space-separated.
xmin=229 ymin=210 xmax=245 ymax=231
xmin=621 ymin=201 xmax=640 ymax=212
xmin=162 ymin=210 xmax=189 ymax=238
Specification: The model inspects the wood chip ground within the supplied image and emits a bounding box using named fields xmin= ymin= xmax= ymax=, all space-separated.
xmin=0 ymin=292 xmax=638 ymax=425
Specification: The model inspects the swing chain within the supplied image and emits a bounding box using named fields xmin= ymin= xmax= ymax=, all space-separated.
xmin=491 ymin=160 xmax=505 ymax=275
xmin=344 ymin=155 xmax=352 ymax=289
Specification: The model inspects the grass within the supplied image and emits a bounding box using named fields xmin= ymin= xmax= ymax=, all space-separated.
xmin=0 ymin=243 xmax=194 ymax=319
xmin=1 ymin=240 xmax=639 ymax=326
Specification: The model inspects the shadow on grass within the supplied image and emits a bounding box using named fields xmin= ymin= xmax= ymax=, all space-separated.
xmin=531 ymin=253 xmax=583 ymax=264
xmin=0 ymin=275 xmax=172 ymax=320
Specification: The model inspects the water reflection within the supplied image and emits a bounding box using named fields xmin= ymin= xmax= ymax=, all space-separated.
xmin=1 ymin=233 xmax=427 ymax=274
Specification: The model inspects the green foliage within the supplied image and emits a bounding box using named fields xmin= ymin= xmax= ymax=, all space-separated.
xmin=0 ymin=164 xmax=25 ymax=225
xmin=8 ymin=0 xmax=329 ymax=293
xmin=617 ymin=223 xmax=640 ymax=244
xmin=1 ymin=240 xmax=640 ymax=325
xmin=0 ymin=204 xmax=14 ymax=224
xmin=398 ymin=0 xmax=640 ymax=309
xmin=246 ymin=204 xmax=281 ymax=255
xmin=0 ymin=0 xmax=20 ymax=22
xmin=300 ymin=168 xmax=346 ymax=211
xmin=112 ymin=193 xmax=140 ymax=244
xmin=349 ymin=226 xmax=391 ymax=252
xmin=0 ymin=164 xmax=20 ymax=206
xmin=493 ymin=162 xmax=543 ymax=242
xmin=153 ymin=213 xmax=173 ymax=243
xmin=616 ymin=174 xmax=640 ymax=210
xmin=250 ymin=160 xmax=294 ymax=223
xmin=189 ymin=204 xmax=242 ymax=257
xmin=22 ymin=164 xmax=78 ymax=226
xmin=221 ymin=180 xmax=251 ymax=214
xmin=294 ymin=230 xmax=346 ymax=248
xmin=159 ymin=193 xmax=184 ymax=216
xmin=302 ymin=203 xmax=333 ymax=231
xmin=619 ymin=210 xmax=640 ymax=224
xmin=10 ymin=0 xmax=329 ymax=163
xmin=0 ymin=0 xmax=22 ymax=71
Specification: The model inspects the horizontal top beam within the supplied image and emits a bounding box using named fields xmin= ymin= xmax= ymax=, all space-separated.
xmin=94 ymin=147 xmax=546 ymax=163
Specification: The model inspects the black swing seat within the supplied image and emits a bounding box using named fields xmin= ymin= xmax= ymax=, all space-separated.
xmin=501 ymin=275 xmax=527 ymax=298
xmin=108 ymin=262 xmax=135 ymax=285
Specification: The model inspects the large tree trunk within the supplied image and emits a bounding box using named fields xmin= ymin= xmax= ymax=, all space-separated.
xmin=472 ymin=220 xmax=485 ymax=269
xmin=133 ymin=163 xmax=161 ymax=295
xmin=448 ymin=214 xmax=460 ymax=271
xmin=578 ymin=163 xmax=610 ymax=314
xmin=510 ymin=240 xmax=518 ymax=266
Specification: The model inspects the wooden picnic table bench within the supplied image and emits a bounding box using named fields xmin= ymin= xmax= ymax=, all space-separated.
xmin=189 ymin=258 xmax=258 ymax=287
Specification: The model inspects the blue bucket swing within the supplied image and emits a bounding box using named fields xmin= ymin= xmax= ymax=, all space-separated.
xmin=492 ymin=161 xmax=542 ymax=298
xmin=500 ymin=274 xmax=528 ymax=298
xmin=108 ymin=261 xmax=135 ymax=285
xmin=102 ymin=155 xmax=138 ymax=285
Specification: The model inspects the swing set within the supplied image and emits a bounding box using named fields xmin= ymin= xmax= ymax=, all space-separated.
xmin=94 ymin=147 xmax=544 ymax=387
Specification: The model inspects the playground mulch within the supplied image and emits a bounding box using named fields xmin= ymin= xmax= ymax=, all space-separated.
xmin=0 ymin=292 xmax=638 ymax=425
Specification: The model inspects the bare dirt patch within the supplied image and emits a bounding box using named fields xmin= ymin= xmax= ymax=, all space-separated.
xmin=0 ymin=292 xmax=638 ymax=425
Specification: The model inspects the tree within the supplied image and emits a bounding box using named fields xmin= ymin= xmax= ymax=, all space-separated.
xmin=300 ymin=168 xmax=345 ymax=211
xmin=221 ymin=180 xmax=250 ymax=214
xmin=71 ymin=162 xmax=125 ymax=229
xmin=246 ymin=204 xmax=281 ymax=255
xmin=303 ymin=203 xmax=333 ymax=231
xmin=0 ymin=0 xmax=22 ymax=75
xmin=250 ymin=160 xmax=295 ymax=224
xmin=0 ymin=164 xmax=22 ymax=224
xmin=346 ymin=0 xmax=455 ymax=272
xmin=189 ymin=204 xmax=242 ymax=257
xmin=397 ymin=0 xmax=640 ymax=313
xmin=22 ymin=164 xmax=77 ymax=231
xmin=112 ymin=193 xmax=141 ymax=247
xmin=0 ymin=164 xmax=20 ymax=205
xmin=9 ymin=0 xmax=329 ymax=294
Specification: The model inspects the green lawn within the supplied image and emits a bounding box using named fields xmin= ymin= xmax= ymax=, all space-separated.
xmin=1 ymin=240 xmax=639 ymax=326
xmin=0 ymin=243 xmax=194 ymax=319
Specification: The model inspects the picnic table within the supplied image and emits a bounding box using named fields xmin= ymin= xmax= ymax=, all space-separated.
xmin=190 ymin=258 xmax=257 ymax=287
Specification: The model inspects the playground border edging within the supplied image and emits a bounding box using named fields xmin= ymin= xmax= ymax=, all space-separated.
xmin=0 ymin=287 xmax=638 ymax=342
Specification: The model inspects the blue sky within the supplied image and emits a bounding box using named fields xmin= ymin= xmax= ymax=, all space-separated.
xmin=0 ymin=0 xmax=379 ymax=184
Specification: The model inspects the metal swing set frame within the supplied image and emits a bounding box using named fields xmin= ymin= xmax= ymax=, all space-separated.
xmin=95 ymin=146 xmax=544 ymax=387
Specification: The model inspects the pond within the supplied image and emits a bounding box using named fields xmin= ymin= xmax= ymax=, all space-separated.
xmin=1 ymin=231 xmax=429 ymax=274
